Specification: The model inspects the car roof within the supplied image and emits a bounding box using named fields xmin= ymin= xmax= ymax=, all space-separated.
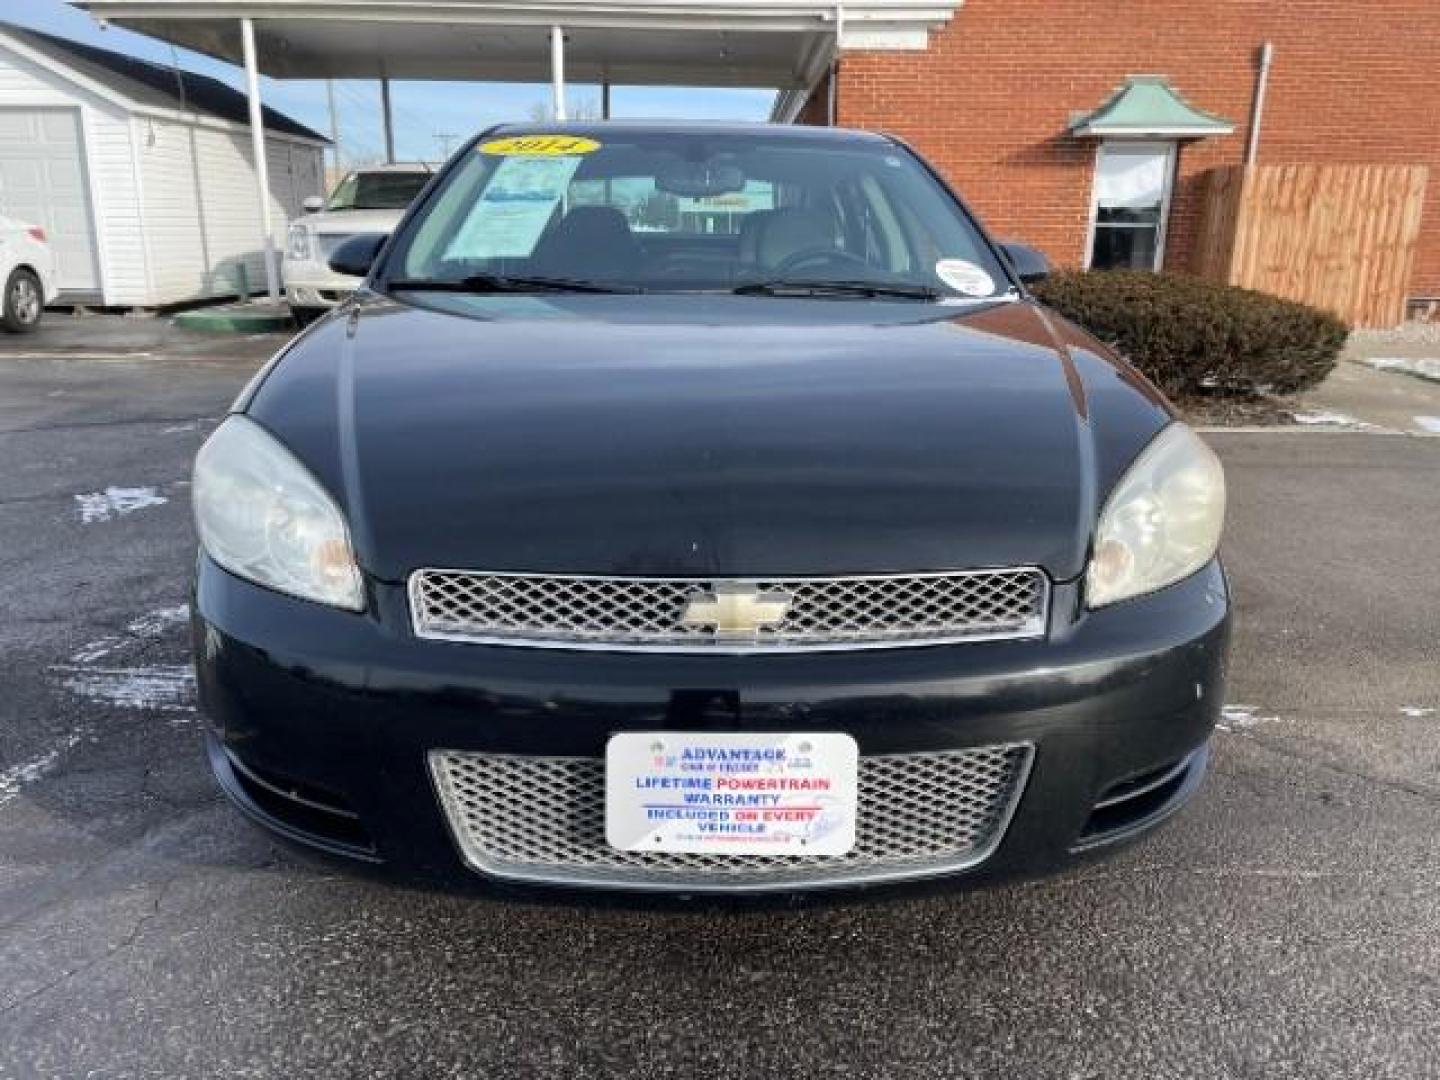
xmin=351 ymin=162 xmax=434 ymax=174
xmin=481 ymin=120 xmax=893 ymax=146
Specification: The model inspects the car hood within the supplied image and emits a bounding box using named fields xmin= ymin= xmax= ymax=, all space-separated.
xmin=298 ymin=208 xmax=407 ymax=234
xmin=244 ymin=293 xmax=1173 ymax=584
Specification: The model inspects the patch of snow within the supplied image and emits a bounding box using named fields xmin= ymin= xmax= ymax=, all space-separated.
xmin=0 ymin=733 xmax=84 ymax=808
xmin=1217 ymin=703 xmax=1282 ymax=733
xmin=1413 ymin=416 xmax=1440 ymax=433
xmin=75 ymin=486 xmax=168 ymax=523
xmin=1399 ymin=706 xmax=1436 ymax=718
xmin=1289 ymin=410 xmax=1366 ymax=427
xmin=1364 ymin=356 xmax=1440 ymax=382
xmin=68 ymin=636 xmax=124 ymax=663
xmin=55 ymin=664 xmax=195 ymax=712
xmin=1365 ymin=356 xmax=1412 ymax=372
xmin=125 ymin=604 xmax=189 ymax=638
xmin=68 ymin=604 xmax=189 ymax=663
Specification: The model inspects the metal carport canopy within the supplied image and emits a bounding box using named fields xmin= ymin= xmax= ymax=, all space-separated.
xmin=68 ymin=1 xmax=963 ymax=302
xmin=70 ymin=2 xmax=962 ymax=87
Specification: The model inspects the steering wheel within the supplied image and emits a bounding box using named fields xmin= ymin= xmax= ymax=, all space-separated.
xmin=769 ymin=247 xmax=873 ymax=278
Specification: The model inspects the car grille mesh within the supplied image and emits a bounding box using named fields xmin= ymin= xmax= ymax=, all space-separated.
xmin=315 ymin=233 xmax=354 ymax=261
xmin=429 ymin=745 xmax=1033 ymax=889
xmin=409 ymin=569 xmax=1048 ymax=651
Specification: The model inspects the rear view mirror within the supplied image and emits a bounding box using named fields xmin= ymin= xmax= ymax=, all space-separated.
xmin=998 ymin=241 xmax=1051 ymax=285
xmin=656 ymin=160 xmax=746 ymax=199
xmin=328 ymin=232 xmax=387 ymax=278
xmin=302 ymin=195 xmax=325 ymax=214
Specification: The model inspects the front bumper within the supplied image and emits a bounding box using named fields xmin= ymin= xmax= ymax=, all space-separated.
xmin=280 ymin=258 xmax=360 ymax=309
xmin=193 ymin=556 xmax=1230 ymax=893
xmin=40 ymin=264 xmax=60 ymax=305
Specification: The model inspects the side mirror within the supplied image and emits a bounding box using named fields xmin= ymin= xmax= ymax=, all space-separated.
xmin=328 ymin=232 xmax=387 ymax=279
xmin=302 ymin=195 xmax=325 ymax=214
xmin=998 ymin=241 xmax=1051 ymax=285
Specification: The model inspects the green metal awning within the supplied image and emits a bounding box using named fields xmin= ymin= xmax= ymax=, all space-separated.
xmin=1070 ymin=76 xmax=1234 ymax=138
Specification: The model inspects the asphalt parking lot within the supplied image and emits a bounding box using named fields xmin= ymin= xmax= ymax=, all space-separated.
xmin=1 ymin=323 xmax=1437 ymax=1079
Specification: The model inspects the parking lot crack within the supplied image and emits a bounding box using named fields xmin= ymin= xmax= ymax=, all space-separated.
xmin=0 ymin=875 xmax=177 ymax=1017
xmin=1019 ymin=862 xmax=1369 ymax=895
xmin=1232 ymin=732 xmax=1440 ymax=805
xmin=0 ymin=415 xmax=218 ymax=437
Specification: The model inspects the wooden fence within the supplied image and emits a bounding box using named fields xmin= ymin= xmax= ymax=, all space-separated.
xmin=1192 ymin=163 xmax=1428 ymax=328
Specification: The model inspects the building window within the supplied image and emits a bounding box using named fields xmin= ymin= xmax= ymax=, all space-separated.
xmin=1086 ymin=141 xmax=1176 ymax=271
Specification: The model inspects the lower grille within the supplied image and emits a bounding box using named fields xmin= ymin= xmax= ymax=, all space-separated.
xmin=1075 ymin=747 xmax=1206 ymax=849
xmin=429 ymin=744 xmax=1033 ymax=891
xmin=212 ymin=743 xmax=375 ymax=857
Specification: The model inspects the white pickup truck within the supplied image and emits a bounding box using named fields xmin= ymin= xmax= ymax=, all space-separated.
xmin=282 ymin=163 xmax=432 ymax=323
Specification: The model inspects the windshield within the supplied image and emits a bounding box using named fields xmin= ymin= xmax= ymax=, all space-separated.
xmin=385 ymin=131 xmax=1012 ymax=297
xmin=327 ymin=170 xmax=430 ymax=211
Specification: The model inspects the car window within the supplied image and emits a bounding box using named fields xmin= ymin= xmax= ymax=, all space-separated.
xmin=389 ymin=132 xmax=1010 ymax=297
xmin=567 ymin=177 xmax=777 ymax=236
xmin=327 ymin=171 xmax=429 ymax=211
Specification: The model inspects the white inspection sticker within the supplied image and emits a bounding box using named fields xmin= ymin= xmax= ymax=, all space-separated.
xmin=605 ymin=731 xmax=858 ymax=856
xmin=935 ymin=258 xmax=996 ymax=297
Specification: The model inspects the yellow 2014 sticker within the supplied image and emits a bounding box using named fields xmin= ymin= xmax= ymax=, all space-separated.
xmin=479 ymin=135 xmax=601 ymax=157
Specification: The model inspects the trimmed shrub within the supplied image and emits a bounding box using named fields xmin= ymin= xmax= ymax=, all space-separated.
xmin=1032 ymin=271 xmax=1348 ymax=397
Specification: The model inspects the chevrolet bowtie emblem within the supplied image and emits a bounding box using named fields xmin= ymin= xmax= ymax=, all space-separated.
xmin=680 ymin=582 xmax=793 ymax=637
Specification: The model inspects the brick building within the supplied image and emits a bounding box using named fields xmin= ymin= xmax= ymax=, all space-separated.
xmin=76 ymin=0 xmax=1437 ymax=317
xmin=796 ymin=0 xmax=1439 ymax=309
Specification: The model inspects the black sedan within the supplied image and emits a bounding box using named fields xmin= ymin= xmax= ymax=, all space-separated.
xmin=191 ymin=122 xmax=1228 ymax=893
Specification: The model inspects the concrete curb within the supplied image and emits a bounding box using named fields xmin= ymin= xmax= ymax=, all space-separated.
xmin=172 ymin=303 xmax=294 ymax=334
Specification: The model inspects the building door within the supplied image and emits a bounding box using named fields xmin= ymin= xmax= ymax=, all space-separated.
xmin=1086 ymin=141 xmax=1176 ymax=271
xmin=0 ymin=107 xmax=101 ymax=294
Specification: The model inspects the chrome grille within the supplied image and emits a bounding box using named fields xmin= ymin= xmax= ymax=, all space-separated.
xmin=315 ymin=233 xmax=354 ymax=261
xmin=429 ymin=745 xmax=1033 ymax=891
xmin=409 ymin=569 xmax=1048 ymax=652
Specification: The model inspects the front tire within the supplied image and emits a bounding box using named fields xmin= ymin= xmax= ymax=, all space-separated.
xmin=2 ymin=268 xmax=43 ymax=333
xmin=290 ymin=305 xmax=324 ymax=328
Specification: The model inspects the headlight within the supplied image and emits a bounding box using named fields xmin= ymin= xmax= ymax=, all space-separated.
xmin=1086 ymin=423 xmax=1225 ymax=608
xmin=287 ymin=223 xmax=311 ymax=261
xmin=193 ymin=415 xmax=364 ymax=611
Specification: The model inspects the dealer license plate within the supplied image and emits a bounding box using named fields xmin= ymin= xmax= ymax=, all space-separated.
xmin=605 ymin=732 xmax=859 ymax=856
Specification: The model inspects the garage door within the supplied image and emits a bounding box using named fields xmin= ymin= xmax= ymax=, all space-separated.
xmin=0 ymin=108 xmax=100 ymax=294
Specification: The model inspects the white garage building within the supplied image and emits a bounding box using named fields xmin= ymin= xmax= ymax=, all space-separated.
xmin=0 ymin=22 xmax=326 ymax=306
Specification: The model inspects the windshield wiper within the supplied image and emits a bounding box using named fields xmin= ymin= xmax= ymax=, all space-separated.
xmin=732 ymin=279 xmax=943 ymax=300
xmin=387 ymin=274 xmax=640 ymax=295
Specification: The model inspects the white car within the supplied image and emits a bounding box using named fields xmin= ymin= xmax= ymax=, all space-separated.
xmin=0 ymin=215 xmax=58 ymax=333
xmin=283 ymin=163 xmax=432 ymax=323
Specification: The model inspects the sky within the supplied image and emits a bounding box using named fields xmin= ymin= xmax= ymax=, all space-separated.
xmin=7 ymin=0 xmax=776 ymax=167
